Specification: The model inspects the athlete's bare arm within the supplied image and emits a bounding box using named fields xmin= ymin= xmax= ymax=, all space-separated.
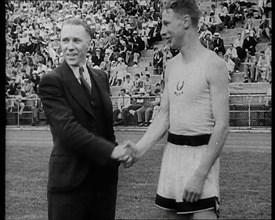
xmin=133 ymin=65 xmax=171 ymax=158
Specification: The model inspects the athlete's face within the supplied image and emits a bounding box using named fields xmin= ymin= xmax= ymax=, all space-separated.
xmin=161 ymin=9 xmax=184 ymax=49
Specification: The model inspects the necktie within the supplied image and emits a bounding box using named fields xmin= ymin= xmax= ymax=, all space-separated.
xmin=79 ymin=67 xmax=91 ymax=94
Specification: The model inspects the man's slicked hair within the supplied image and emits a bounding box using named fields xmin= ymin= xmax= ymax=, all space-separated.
xmin=162 ymin=0 xmax=201 ymax=27
xmin=61 ymin=18 xmax=92 ymax=39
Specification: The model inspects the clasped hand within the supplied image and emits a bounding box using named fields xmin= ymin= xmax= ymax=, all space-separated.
xmin=111 ymin=141 xmax=138 ymax=168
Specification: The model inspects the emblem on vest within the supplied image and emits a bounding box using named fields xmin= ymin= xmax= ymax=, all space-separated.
xmin=174 ymin=80 xmax=184 ymax=96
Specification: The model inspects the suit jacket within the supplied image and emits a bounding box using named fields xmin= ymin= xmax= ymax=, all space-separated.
xmin=7 ymin=83 xmax=18 ymax=95
xmin=242 ymin=37 xmax=257 ymax=55
xmin=213 ymin=38 xmax=226 ymax=54
xmin=38 ymin=61 xmax=118 ymax=192
xmin=92 ymin=54 xmax=104 ymax=66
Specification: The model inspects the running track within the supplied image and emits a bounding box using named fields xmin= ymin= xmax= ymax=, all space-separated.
xmin=6 ymin=129 xmax=271 ymax=153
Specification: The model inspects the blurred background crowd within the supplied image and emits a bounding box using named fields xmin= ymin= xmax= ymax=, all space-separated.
xmin=5 ymin=0 xmax=272 ymax=126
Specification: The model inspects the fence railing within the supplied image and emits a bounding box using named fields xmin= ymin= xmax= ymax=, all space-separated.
xmin=6 ymin=94 xmax=272 ymax=129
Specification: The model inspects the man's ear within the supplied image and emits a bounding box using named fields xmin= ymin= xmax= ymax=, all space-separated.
xmin=182 ymin=14 xmax=191 ymax=29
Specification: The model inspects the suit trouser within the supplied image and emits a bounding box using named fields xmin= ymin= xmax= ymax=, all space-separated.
xmin=48 ymin=171 xmax=118 ymax=220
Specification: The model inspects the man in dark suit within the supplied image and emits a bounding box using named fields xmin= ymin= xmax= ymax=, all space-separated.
xmin=242 ymin=30 xmax=257 ymax=56
xmin=91 ymin=48 xmax=104 ymax=67
xmin=38 ymin=18 xmax=133 ymax=220
xmin=212 ymin=32 xmax=226 ymax=55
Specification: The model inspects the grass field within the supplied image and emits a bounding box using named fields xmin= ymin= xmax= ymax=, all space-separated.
xmin=5 ymin=130 xmax=271 ymax=219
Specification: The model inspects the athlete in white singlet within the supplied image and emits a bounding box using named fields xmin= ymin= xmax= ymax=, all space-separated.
xmin=124 ymin=0 xmax=229 ymax=219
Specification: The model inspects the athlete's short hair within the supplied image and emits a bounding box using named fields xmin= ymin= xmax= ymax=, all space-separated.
xmin=163 ymin=0 xmax=201 ymax=27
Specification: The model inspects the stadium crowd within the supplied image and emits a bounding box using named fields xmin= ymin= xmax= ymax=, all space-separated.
xmin=197 ymin=0 xmax=272 ymax=83
xmin=5 ymin=0 xmax=164 ymax=125
xmin=5 ymin=0 xmax=272 ymax=126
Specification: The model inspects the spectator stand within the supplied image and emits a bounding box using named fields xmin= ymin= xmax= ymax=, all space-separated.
xmin=5 ymin=0 xmax=271 ymax=129
xmin=6 ymin=97 xmax=47 ymax=127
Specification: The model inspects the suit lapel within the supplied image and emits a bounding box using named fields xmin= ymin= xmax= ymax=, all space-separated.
xmin=87 ymin=66 xmax=113 ymax=117
xmin=60 ymin=61 xmax=95 ymax=119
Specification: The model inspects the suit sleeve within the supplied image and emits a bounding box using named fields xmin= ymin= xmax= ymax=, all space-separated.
xmin=38 ymin=72 xmax=115 ymax=166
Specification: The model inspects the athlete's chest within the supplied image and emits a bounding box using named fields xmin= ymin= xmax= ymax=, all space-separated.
xmin=168 ymin=63 xmax=208 ymax=98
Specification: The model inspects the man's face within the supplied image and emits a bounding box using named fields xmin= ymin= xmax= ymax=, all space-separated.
xmin=161 ymin=9 xmax=184 ymax=49
xmin=60 ymin=24 xmax=91 ymax=67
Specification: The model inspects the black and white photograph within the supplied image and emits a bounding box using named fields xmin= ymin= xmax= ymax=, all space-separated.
xmin=5 ymin=0 xmax=271 ymax=219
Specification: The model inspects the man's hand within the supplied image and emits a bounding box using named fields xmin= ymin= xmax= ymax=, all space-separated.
xmin=122 ymin=141 xmax=148 ymax=168
xmin=111 ymin=141 xmax=132 ymax=160
xmin=182 ymin=174 xmax=205 ymax=203
xmin=111 ymin=141 xmax=140 ymax=168
xmin=117 ymin=141 xmax=146 ymax=169
xmin=120 ymin=141 xmax=138 ymax=168
xmin=113 ymin=140 xmax=150 ymax=168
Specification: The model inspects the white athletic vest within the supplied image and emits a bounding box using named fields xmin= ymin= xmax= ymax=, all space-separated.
xmin=167 ymin=53 xmax=214 ymax=135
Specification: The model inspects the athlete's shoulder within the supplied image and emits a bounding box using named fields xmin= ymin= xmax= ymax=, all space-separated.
xmin=205 ymin=49 xmax=225 ymax=66
xmin=203 ymin=50 xmax=228 ymax=82
xmin=166 ymin=52 xmax=181 ymax=67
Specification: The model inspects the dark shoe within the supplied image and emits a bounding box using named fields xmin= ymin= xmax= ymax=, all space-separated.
xmin=138 ymin=122 xmax=143 ymax=127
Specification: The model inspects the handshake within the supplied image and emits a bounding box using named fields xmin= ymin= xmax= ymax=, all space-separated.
xmin=111 ymin=141 xmax=140 ymax=168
